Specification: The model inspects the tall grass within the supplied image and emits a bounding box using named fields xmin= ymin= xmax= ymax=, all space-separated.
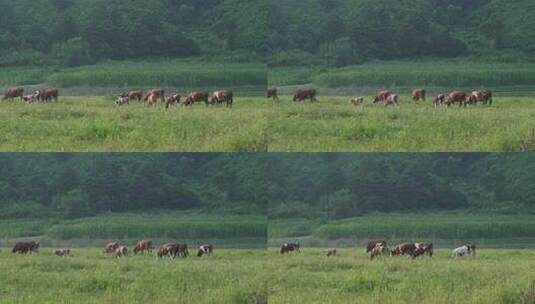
xmin=0 ymin=66 xmax=49 ymax=86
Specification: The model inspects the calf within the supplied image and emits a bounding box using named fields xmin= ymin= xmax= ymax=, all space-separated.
xmin=267 ymin=88 xmax=279 ymax=101
xmin=116 ymin=96 xmax=130 ymax=106
xmin=23 ymin=91 xmax=40 ymax=103
xmin=366 ymin=240 xmax=387 ymax=254
xmin=452 ymin=244 xmax=476 ymax=257
xmin=133 ymin=240 xmax=153 ymax=255
xmin=280 ymin=242 xmax=300 ymax=254
xmin=197 ymin=244 xmax=213 ymax=257
xmin=385 ymin=94 xmax=399 ymax=106
xmin=412 ymin=89 xmax=426 ymax=102
xmin=12 ymin=241 xmax=40 ymax=254
xmin=350 ymin=97 xmax=364 ymax=107
xmin=54 ymin=248 xmax=72 ymax=257
xmin=293 ymin=89 xmax=317 ymax=102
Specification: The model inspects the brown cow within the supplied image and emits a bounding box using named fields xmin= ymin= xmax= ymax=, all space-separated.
xmin=157 ymin=243 xmax=178 ymax=258
xmin=38 ymin=88 xmax=59 ymax=102
xmin=116 ymin=96 xmax=130 ymax=106
xmin=413 ymin=243 xmax=433 ymax=258
xmin=325 ymin=249 xmax=337 ymax=257
xmin=293 ymin=89 xmax=317 ymax=102
xmin=3 ymin=86 xmax=24 ymax=101
xmin=366 ymin=240 xmax=387 ymax=254
xmin=183 ymin=92 xmax=209 ymax=106
xmin=433 ymin=94 xmax=446 ymax=108
xmin=385 ymin=94 xmax=399 ymax=106
xmin=373 ymin=90 xmax=392 ymax=103
xmin=471 ymin=90 xmax=493 ymax=105
xmin=121 ymin=90 xmax=143 ymax=102
xmin=446 ymin=91 xmax=467 ymax=107
xmin=369 ymin=243 xmax=388 ymax=260
xmin=114 ymin=246 xmax=128 ymax=258
xmin=54 ymin=248 xmax=71 ymax=257
xmin=197 ymin=244 xmax=213 ymax=257
xmin=103 ymin=242 xmax=119 ymax=254
xmin=350 ymin=97 xmax=364 ymax=107
xmin=133 ymin=240 xmax=153 ymax=255
xmin=165 ymin=94 xmax=181 ymax=109
xmin=390 ymin=243 xmax=418 ymax=258
xmin=12 ymin=241 xmax=40 ymax=254
xmin=412 ymin=89 xmax=426 ymax=102
xmin=211 ymin=90 xmax=233 ymax=107
xmin=144 ymin=89 xmax=165 ymax=104
xmin=267 ymin=88 xmax=279 ymax=101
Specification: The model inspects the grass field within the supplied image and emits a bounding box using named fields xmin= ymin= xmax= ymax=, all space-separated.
xmin=0 ymin=248 xmax=267 ymax=304
xmin=266 ymin=248 xmax=535 ymax=304
xmin=1 ymin=95 xmax=534 ymax=151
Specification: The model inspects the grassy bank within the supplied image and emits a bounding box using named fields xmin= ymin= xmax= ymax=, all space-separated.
xmin=0 ymin=248 xmax=267 ymax=304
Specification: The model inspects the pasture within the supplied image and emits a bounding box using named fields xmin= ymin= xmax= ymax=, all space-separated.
xmin=1 ymin=95 xmax=534 ymax=151
xmin=266 ymin=248 xmax=535 ymax=304
xmin=0 ymin=248 xmax=268 ymax=304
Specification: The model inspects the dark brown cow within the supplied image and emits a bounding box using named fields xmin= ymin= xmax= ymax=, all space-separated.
xmin=165 ymin=94 xmax=181 ymax=109
xmin=144 ymin=89 xmax=165 ymax=104
xmin=293 ymin=89 xmax=317 ymax=102
xmin=412 ymin=89 xmax=426 ymax=102
xmin=133 ymin=240 xmax=153 ymax=255
xmin=121 ymin=90 xmax=143 ymax=102
xmin=366 ymin=240 xmax=387 ymax=254
xmin=373 ymin=90 xmax=392 ymax=103
xmin=390 ymin=243 xmax=418 ymax=258
xmin=280 ymin=242 xmax=300 ymax=254
xmin=267 ymin=88 xmax=279 ymax=101
xmin=197 ymin=244 xmax=213 ymax=257
xmin=446 ymin=91 xmax=467 ymax=107
xmin=12 ymin=241 xmax=40 ymax=254
xmin=433 ymin=94 xmax=446 ymax=108
xmin=54 ymin=248 xmax=71 ymax=257
xmin=211 ymin=90 xmax=233 ymax=107
xmin=184 ymin=92 xmax=209 ymax=106
xmin=38 ymin=88 xmax=59 ymax=102
xmin=178 ymin=243 xmax=189 ymax=257
xmin=3 ymin=86 xmax=24 ymax=101
xmin=103 ymin=242 xmax=120 ymax=254
xmin=325 ymin=249 xmax=337 ymax=257
xmin=350 ymin=97 xmax=364 ymax=107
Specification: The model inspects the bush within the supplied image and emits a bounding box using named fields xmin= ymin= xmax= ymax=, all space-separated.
xmin=51 ymin=37 xmax=95 ymax=67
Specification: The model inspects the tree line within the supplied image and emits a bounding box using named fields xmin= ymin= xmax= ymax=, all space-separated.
xmin=268 ymin=0 xmax=535 ymax=66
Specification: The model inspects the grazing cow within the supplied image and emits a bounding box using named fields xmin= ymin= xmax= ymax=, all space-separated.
xmin=385 ymin=94 xmax=399 ymax=106
xmin=452 ymin=244 xmax=476 ymax=257
xmin=413 ymin=243 xmax=433 ymax=258
xmin=103 ymin=242 xmax=120 ymax=254
xmin=366 ymin=240 xmax=387 ymax=254
xmin=144 ymin=89 xmax=165 ymax=104
xmin=3 ymin=86 xmax=24 ymax=101
xmin=390 ymin=243 xmax=419 ymax=258
xmin=197 ymin=244 xmax=213 ymax=257
xmin=267 ymin=88 xmax=279 ymax=101
xmin=38 ymin=88 xmax=59 ymax=102
xmin=157 ymin=243 xmax=178 ymax=258
xmin=121 ymin=90 xmax=143 ymax=102
xmin=412 ymin=89 xmax=426 ymax=102
xmin=165 ymin=94 xmax=181 ymax=109
xmin=433 ymin=94 xmax=446 ymax=108
xmin=293 ymin=89 xmax=317 ymax=102
xmin=54 ymin=249 xmax=71 ymax=257
xmin=373 ymin=90 xmax=392 ymax=103
xmin=114 ymin=246 xmax=128 ymax=258
xmin=369 ymin=243 xmax=387 ymax=260
xmin=12 ymin=241 xmax=40 ymax=254
xmin=446 ymin=91 xmax=467 ymax=107
xmin=350 ymin=97 xmax=364 ymax=107
xmin=183 ymin=92 xmax=209 ymax=106
xmin=23 ymin=91 xmax=40 ymax=103
xmin=133 ymin=240 xmax=153 ymax=255
xmin=471 ymin=90 xmax=493 ymax=105
xmin=178 ymin=243 xmax=189 ymax=257
xmin=280 ymin=242 xmax=300 ymax=254
xmin=325 ymin=249 xmax=337 ymax=257
xmin=211 ymin=90 xmax=233 ymax=107
xmin=116 ymin=96 xmax=130 ymax=106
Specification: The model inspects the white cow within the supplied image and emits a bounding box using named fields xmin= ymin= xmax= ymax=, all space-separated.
xmin=452 ymin=244 xmax=476 ymax=257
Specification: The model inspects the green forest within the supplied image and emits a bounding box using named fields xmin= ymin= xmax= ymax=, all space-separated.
xmin=268 ymin=0 xmax=535 ymax=67
xmin=0 ymin=0 xmax=267 ymax=67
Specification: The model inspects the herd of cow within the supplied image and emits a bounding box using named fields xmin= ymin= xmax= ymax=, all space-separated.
xmin=267 ymin=87 xmax=494 ymax=108
xmin=280 ymin=241 xmax=477 ymax=260
xmin=7 ymin=240 xmax=214 ymax=259
xmin=2 ymin=86 xmax=59 ymax=103
xmin=116 ymin=89 xmax=234 ymax=109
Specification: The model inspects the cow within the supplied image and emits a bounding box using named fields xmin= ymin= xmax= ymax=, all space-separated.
xmin=183 ymin=92 xmax=209 ymax=106
xmin=133 ymin=240 xmax=153 ymax=255
xmin=366 ymin=240 xmax=387 ymax=254
xmin=54 ymin=249 xmax=71 ymax=257
xmin=412 ymin=89 xmax=426 ymax=102
xmin=413 ymin=243 xmax=433 ymax=258
xmin=121 ymin=90 xmax=143 ymax=102
xmin=12 ymin=241 xmax=40 ymax=254
xmin=350 ymin=97 xmax=364 ymax=107
xmin=452 ymin=244 xmax=476 ymax=258
xmin=293 ymin=89 xmax=317 ymax=102
xmin=157 ymin=243 xmax=178 ymax=258
xmin=373 ymin=90 xmax=392 ymax=103
xmin=385 ymin=94 xmax=399 ymax=106
xmin=144 ymin=89 xmax=165 ymax=104
xmin=471 ymin=90 xmax=493 ymax=105
xmin=325 ymin=249 xmax=337 ymax=257
xmin=22 ymin=91 xmax=40 ymax=104
xmin=3 ymin=86 xmax=24 ymax=101
xmin=280 ymin=242 xmax=300 ymax=254
xmin=197 ymin=244 xmax=213 ymax=257
xmin=369 ymin=243 xmax=388 ymax=260
xmin=211 ymin=90 xmax=233 ymax=107
xmin=165 ymin=94 xmax=181 ymax=109
xmin=114 ymin=246 xmax=128 ymax=258
xmin=267 ymin=88 xmax=279 ymax=101
xmin=38 ymin=88 xmax=59 ymax=102
xmin=446 ymin=91 xmax=467 ymax=107
xmin=390 ymin=243 xmax=419 ymax=258
xmin=116 ymin=96 xmax=130 ymax=106
xmin=103 ymin=242 xmax=120 ymax=254
xmin=433 ymin=94 xmax=446 ymax=108
xmin=178 ymin=243 xmax=189 ymax=257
